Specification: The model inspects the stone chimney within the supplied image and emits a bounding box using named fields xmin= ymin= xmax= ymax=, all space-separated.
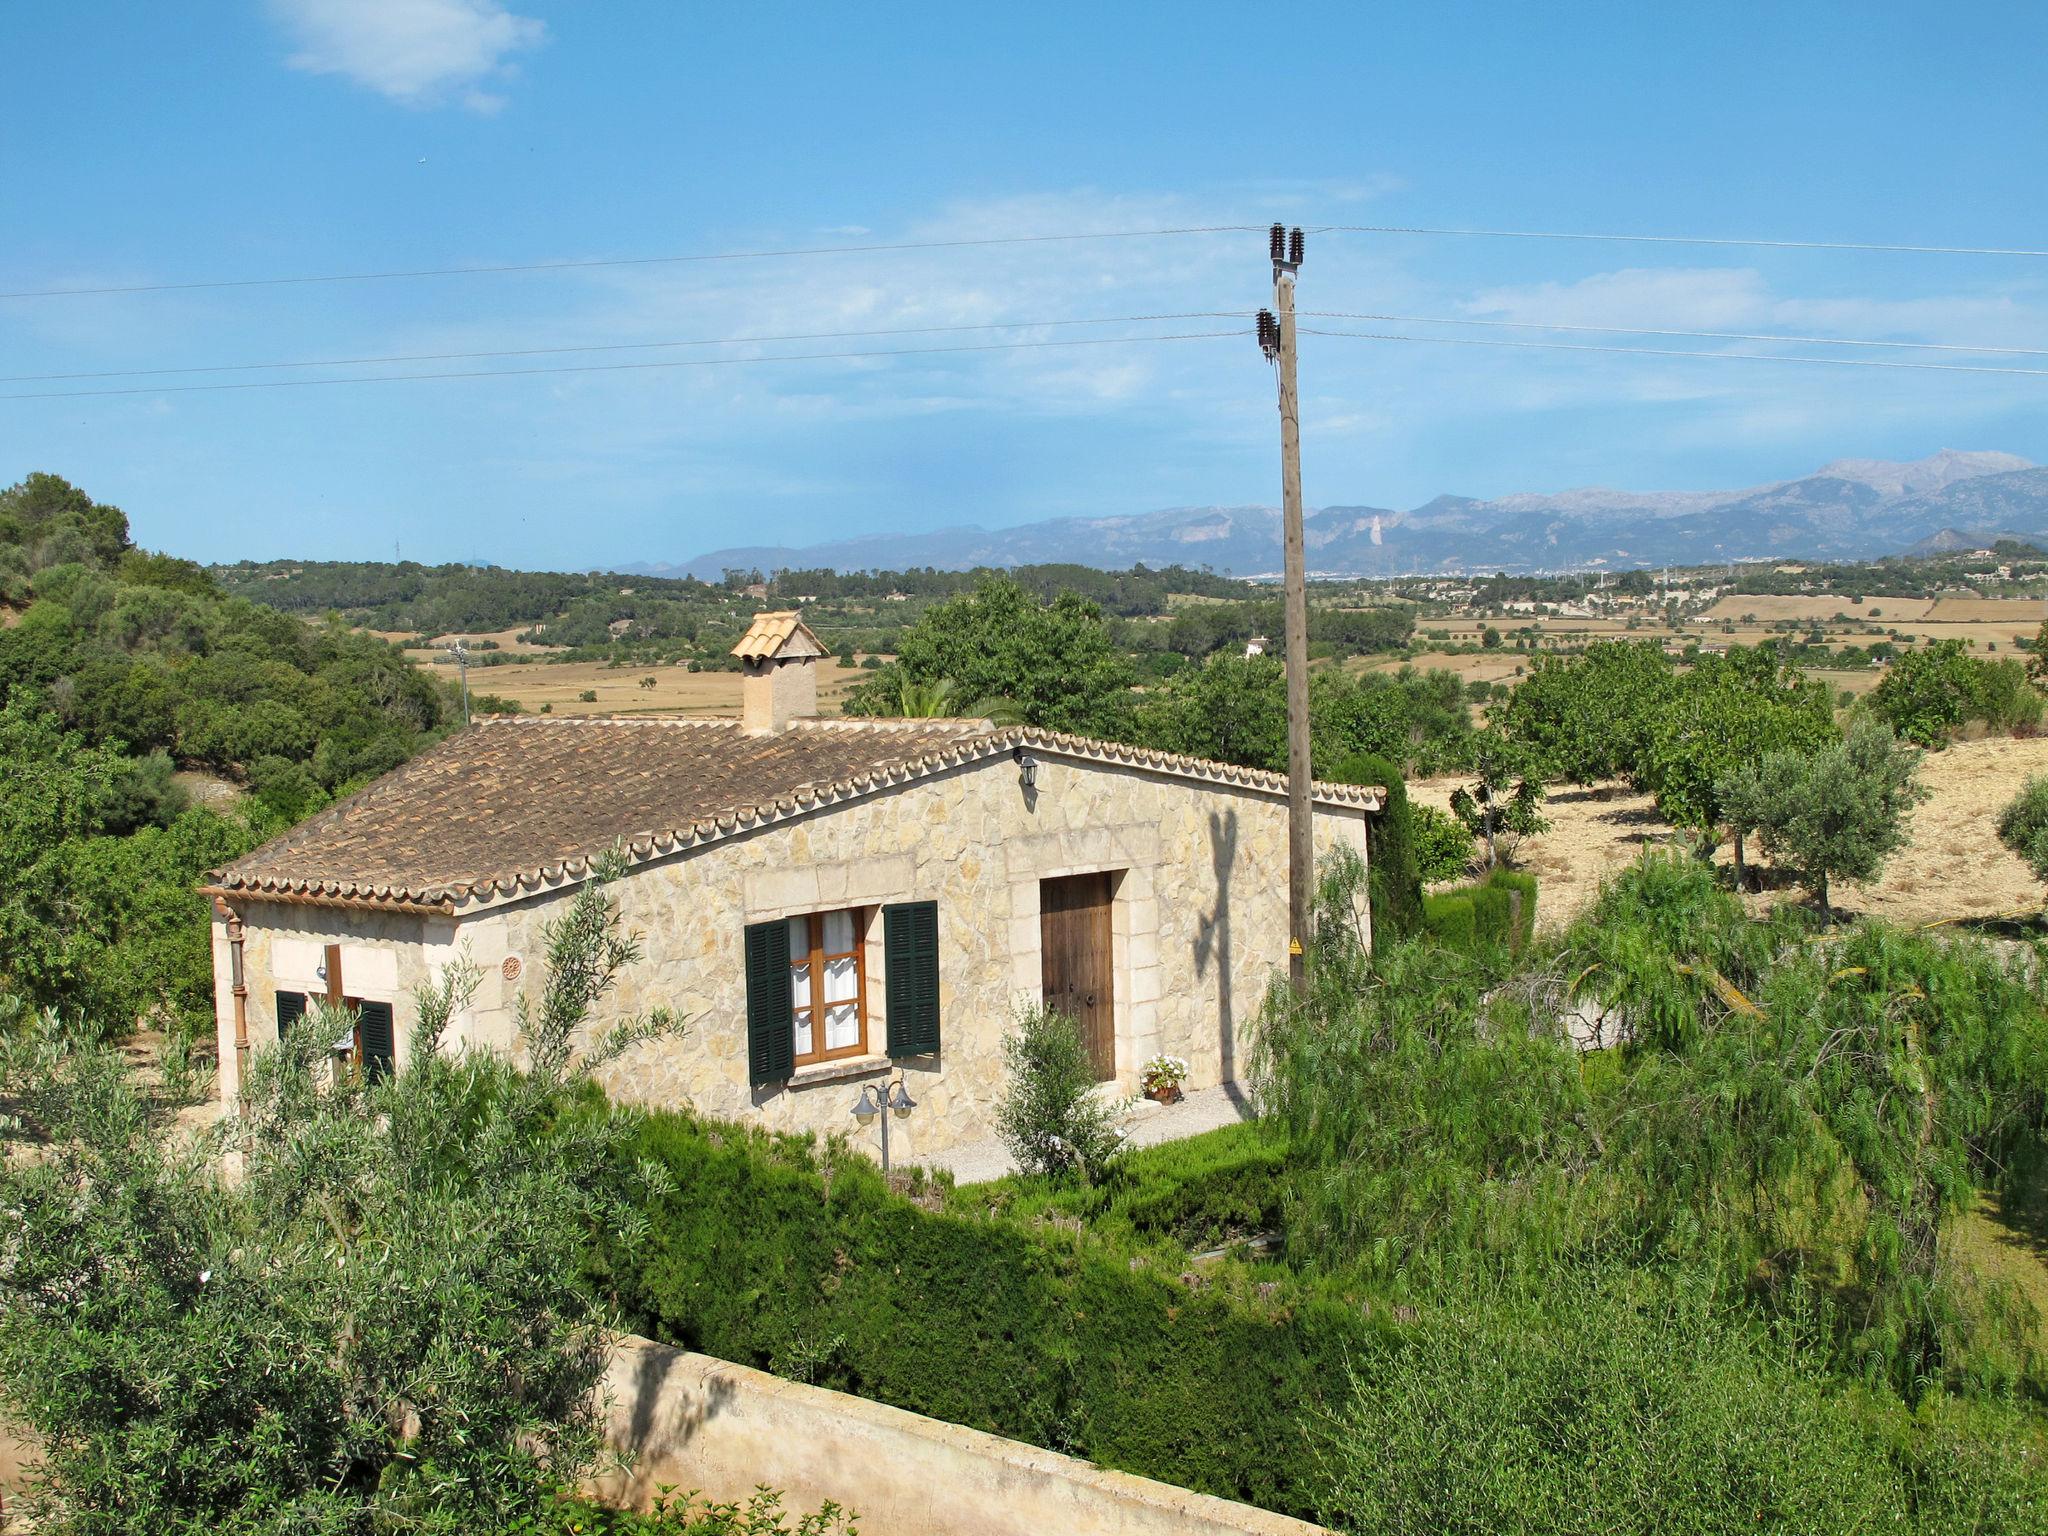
xmin=731 ymin=611 xmax=826 ymax=734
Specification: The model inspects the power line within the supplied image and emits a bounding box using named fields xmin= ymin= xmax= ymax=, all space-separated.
xmin=0 ymin=226 xmax=1261 ymax=301
xmin=0 ymin=329 xmax=1247 ymax=401
xmin=0 ymin=311 xmax=1255 ymax=384
xmin=1298 ymin=326 xmax=2048 ymax=377
xmin=1303 ymin=310 xmax=2048 ymax=358
xmin=1314 ymin=224 xmax=2048 ymax=258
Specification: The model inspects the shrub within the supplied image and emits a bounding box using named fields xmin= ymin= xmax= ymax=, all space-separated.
xmin=0 ymin=859 xmax=684 ymax=1534
xmin=1997 ymin=775 xmax=2048 ymax=884
xmin=1312 ymin=1272 xmax=2045 ymax=1536
xmin=995 ymin=1003 xmax=1123 ymax=1182
xmin=1469 ymin=882 xmax=1512 ymax=948
xmin=578 ymin=688 xmax=598 ymax=703
xmin=537 ymin=1488 xmax=854 ymax=1534
xmin=1411 ymin=800 xmax=1475 ymax=883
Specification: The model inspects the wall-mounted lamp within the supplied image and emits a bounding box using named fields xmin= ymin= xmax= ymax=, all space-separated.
xmin=850 ymin=1075 xmax=917 ymax=1170
xmin=1014 ymin=748 xmax=1039 ymax=792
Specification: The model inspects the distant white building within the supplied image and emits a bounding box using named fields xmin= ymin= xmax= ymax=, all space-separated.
xmin=1245 ymin=635 xmax=1269 ymax=658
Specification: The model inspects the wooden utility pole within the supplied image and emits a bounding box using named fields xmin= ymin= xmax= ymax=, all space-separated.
xmin=1260 ymin=224 xmax=1312 ymax=990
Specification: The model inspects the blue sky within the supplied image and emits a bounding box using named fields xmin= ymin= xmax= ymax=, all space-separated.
xmin=4 ymin=0 xmax=2046 ymax=570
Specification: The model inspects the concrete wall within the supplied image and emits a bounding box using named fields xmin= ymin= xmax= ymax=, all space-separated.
xmin=216 ymin=748 xmax=1370 ymax=1158
xmin=595 ymin=1334 xmax=1328 ymax=1536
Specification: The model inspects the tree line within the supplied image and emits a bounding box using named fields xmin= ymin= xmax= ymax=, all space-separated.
xmin=0 ymin=474 xmax=460 ymax=1039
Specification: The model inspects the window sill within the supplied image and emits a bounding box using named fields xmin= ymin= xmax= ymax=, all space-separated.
xmin=788 ymin=1053 xmax=893 ymax=1089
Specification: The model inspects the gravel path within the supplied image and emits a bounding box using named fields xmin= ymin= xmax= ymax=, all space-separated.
xmin=907 ymin=1079 xmax=1258 ymax=1186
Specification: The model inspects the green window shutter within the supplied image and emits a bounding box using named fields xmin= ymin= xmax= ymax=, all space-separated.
xmin=275 ymin=990 xmax=307 ymax=1037
xmin=358 ymin=1001 xmax=395 ymax=1082
xmin=744 ymin=920 xmax=794 ymax=1086
xmin=884 ymin=900 xmax=941 ymax=1059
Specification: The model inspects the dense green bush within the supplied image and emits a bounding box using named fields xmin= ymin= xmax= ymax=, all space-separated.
xmin=945 ymin=1119 xmax=1289 ymax=1255
xmin=1409 ymin=799 xmax=1475 ymax=883
xmin=1469 ymin=882 xmax=1512 ymax=948
xmin=1998 ymin=774 xmax=2048 ymax=886
xmin=1314 ymin=1273 xmax=2048 ymax=1535
xmin=1486 ymin=867 xmax=1539 ymax=950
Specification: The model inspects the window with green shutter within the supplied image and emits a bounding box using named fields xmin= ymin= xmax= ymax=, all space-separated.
xmin=275 ymin=990 xmax=307 ymax=1038
xmin=744 ymin=919 xmax=795 ymax=1086
xmin=358 ymin=1000 xmax=395 ymax=1082
xmin=883 ymin=900 xmax=940 ymax=1059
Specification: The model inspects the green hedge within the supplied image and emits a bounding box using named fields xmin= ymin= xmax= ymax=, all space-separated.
xmin=1422 ymin=890 xmax=1477 ymax=949
xmin=1488 ymin=867 xmax=1539 ymax=950
xmin=1424 ymin=869 xmax=1539 ymax=955
xmin=944 ymin=1120 xmax=1290 ymax=1254
xmin=592 ymin=1112 xmax=1373 ymax=1519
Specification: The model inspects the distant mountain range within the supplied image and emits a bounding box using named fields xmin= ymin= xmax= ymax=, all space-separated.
xmin=631 ymin=450 xmax=2048 ymax=580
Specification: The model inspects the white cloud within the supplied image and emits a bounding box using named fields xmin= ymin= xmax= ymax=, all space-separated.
xmin=269 ymin=0 xmax=546 ymax=112
xmin=1464 ymin=267 xmax=1774 ymax=330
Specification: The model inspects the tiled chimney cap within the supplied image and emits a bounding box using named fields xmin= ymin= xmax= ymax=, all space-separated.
xmin=731 ymin=610 xmax=827 ymax=662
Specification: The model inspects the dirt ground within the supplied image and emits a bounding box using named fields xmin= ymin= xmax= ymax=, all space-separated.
xmin=1410 ymin=733 xmax=2048 ymax=933
xmin=413 ymin=654 xmax=875 ymax=717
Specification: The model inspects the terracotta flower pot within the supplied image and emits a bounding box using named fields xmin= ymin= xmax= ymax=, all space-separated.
xmin=1145 ymin=1083 xmax=1184 ymax=1105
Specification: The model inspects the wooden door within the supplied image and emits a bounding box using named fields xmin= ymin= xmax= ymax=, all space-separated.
xmin=1041 ymin=872 xmax=1115 ymax=1081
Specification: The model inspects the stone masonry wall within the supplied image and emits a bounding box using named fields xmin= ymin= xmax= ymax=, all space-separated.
xmin=215 ymin=748 xmax=1369 ymax=1160
xmin=447 ymin=749 xmax=1367 ymax=1159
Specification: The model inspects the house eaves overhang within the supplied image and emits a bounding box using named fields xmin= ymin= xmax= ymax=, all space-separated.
xmin=203 ymin=724 xmax=1383 ymax=918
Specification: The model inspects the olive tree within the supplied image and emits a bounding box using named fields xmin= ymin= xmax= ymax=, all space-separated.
xmin=0 ymin=856 xmax=680 ymax=1536
xmin=1717 ymin=715 xmax=1926 ymax=920
xmin=1640 ymin=645 xmax=1835 ymax=885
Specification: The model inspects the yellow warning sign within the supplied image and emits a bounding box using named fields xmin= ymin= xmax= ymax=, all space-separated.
xmin=1288 ymin=937 xmax=1304 ymax=956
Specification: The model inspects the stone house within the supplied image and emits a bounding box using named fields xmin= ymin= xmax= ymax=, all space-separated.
xmin=203 ymin=614 xmax=1380 ymax=1158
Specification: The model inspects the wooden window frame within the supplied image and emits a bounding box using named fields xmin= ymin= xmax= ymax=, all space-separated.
xmin=790 ymin=907 xmax=869 ymax=1067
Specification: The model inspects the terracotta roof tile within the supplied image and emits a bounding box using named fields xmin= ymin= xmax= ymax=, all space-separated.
xmin=207 ymin=717 xmax=1380 ymax=912
xmin=731 ymin=611 xmax=825 ymax=660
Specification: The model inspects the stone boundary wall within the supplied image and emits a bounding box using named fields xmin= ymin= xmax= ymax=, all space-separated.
xmin=1 ymin=1337 xmax=1329 ymax=1535
xmin=594 ymin=1334 xmax=1330 ymax=1536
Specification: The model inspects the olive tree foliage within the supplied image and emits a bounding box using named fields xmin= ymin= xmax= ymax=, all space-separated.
xmin=0 ymin=854 xmax=681 ymax=1536
xmin=1717 ymin=714 xmax=1928 ymax=918
xmin=995 ymin=1004 xmax=1124 ymax=1183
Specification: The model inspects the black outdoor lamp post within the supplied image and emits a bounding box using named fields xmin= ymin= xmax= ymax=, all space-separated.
xmin=851 ymin=1076 xmax=918 ymax=1171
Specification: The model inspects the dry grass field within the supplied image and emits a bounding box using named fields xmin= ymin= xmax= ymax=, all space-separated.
xmin=1411 ymin=733 xmax=2048 ymax=933
xmin=1702 ymin=595 xmax=1932 ymax=624
xmin=413 ymin=653 xmax=875 ymax=717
